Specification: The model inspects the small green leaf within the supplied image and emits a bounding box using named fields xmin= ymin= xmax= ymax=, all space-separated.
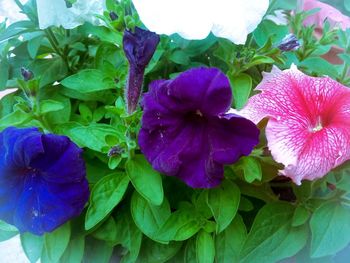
xmin=131 ymin=191 xmax=171 ymax=242
xmin=83 ymin=238 xmax=113 ymax=263
xmin=92 ymin=216 xmax=118 ymax=243
xmin=57 ymin=122 xmax=120 ymax=152
xmin=61 ymin=69 xmax=115 ymax=93
xmin=229 ymin=73 xmax=252 ymax=110
xmin=345 ymin=0 xmax=350 ymax=12
xmin=85 ymin=172 xmax=129 ymax=230
xmin=114 ymin=211 xmax=142 ymax=263
xmin=215 ymin=215 xmax=247 ymax=263
xmin=21 ymin=233 xmax=43 ymax=263
xmin=240 ymin=156 xmax=262 ymax=183
xmin=126 ymin=155 xmax=164 ymax=206
xmin=310 ymin=202 xmax=350 ymax=258
xmin=196 ymin=230 xmax=215 ymax=263
xmin=0 ymin=57 xmax=9 ymax=90
xmin=136 ymin=238 xmax=182 ymax=263
xmin=206 ymin=180 xmax=240 ymax=233
xmin=292 ymin=206 xmax=310 ymax=227
xmin=59 ymin=236 xmax=85 ymax=263
xmin=40 ymin=100 xmax=64 ymax=114
xmin=169 ymin=50 xmax=190 ymax=65
xmin=156 ymin=208 xmax=203 ymax=242
xmin=41 ymin=223 xmax=71 ymax=263
xmin=0 ymin=110 xmax=32 ymax=131
xmin=27 ymin=35 xmax=43 ymax=59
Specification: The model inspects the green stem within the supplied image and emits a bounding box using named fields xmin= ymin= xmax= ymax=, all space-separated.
xmin=45 ymin=29 xmax=72 ymax=72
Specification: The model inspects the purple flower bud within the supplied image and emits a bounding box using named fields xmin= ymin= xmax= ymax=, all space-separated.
xmin=109 ymin=11 xmax=118 ymax=21
xmin=278 ymin=34 xmax=300 ymax=52
xmin=21 ymin=67 xmax=34 ymax=81
xmin=108 ymin=145 xmax=124 ymax=157
xmin=123 ymin=27 xmax=160 ymax=114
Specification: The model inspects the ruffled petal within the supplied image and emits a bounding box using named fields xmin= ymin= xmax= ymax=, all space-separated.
xmin=30 ymin=134 xmax=86 ymax=184
xmin=132 ymin=0 xmax=212 ymax=40
xmin=13 ymin=174 xmax=89 ymax=234
xmin=132 ymin=0 xmax=268 ymax=44
xmin=208 ymin=113 xmax=260 ymax=164
xmin=0 ymin=127 xmax=44 ymax=168
xmin=166 ymin=67 xmax=232 ymax=115
xmin=211 ymin=0 xmax=269 ymax=44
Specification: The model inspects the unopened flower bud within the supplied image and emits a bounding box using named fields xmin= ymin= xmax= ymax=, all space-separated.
xmin=109 ymin=11 xmax=118 ymax=21
xmin=278 ymin=34 xmax=300 ymax=52
xmin=21 ymin=67 xmax=34 ymax=81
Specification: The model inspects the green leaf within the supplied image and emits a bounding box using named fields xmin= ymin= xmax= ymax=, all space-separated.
xmin=0 ymin=220 xmax=18 ymax=241
xmin=292 ymin=205 xmax=310 ymax=227
xmin=27 ymin=35 xmax=43 ymax=59
xmin=92 ymin=216 xmax=118 ymax=243
xmin=345 ymin=0 xmax=350 ymax=12
xmin=156 ymin=207 xmax=203 ymax=242
xmin=126 ymin=155 xmax=164 ymax=206
xmin=169 ymin=50 xmax=190 ymax=65
xmin=0 ymin=110 xmax=32 ymax=131
xmin=40 ymin=100 xmax=65 ymax=114
xmin=131 ymin=191 xmax=171 ymax=242
xmin=83 ymin=238 xmax=113 ymax=263
xmin=136 ymin=238 xmax=182 ymax=263
xmin=41 ymin=223 xmax=71 ymax=263
xmin=196 ymin=231 xmax=215 ymax=263
xmin=206 ymin=180 xmax=240 ymax=234
xmin=240 ymin=156 xmax=262 ymax=183
xmin=240 ymin=202 xmax=308 ymax=263
xmin=215 ymin=215 xmax=247 ymax=263
xmin=253 ymin=20 xmax=289 ymax=47
xmin=21 ymin=233 xmax=43 ymax=263
xmin=184 ymin=238 xmax=197 ymax=263
xmin=85 ymin=172 xmax=129 ymax=230
xmin=0 ymin=56 xmax=9 ymax=90
xmin=30 ymin=57 xmax=67 ymax=87
xmin=299 ymin=57 xmax=340 ymax=79
xmin=310 ymin=202 xmax=350 ymax=258
xmin=114 ymin=211 xmax=142 ymax=263
xmin=61 ymin=69 xmax=115 ymax=93
xmin=59 ymin=236 xmax=85 ymax=263
xmin=229 ymin=73 xmax=252 ymax=110
xmin=57 ymin=122 xmax=120 ymax=152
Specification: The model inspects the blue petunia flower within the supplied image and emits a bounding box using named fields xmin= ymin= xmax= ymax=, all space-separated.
xmin=0 ymin=127 xmax=89 ymax=235
xmin=139 ymin=67 xmax=260 ymax=188
xmin=123 ymin=26 xmax=160 ymax=114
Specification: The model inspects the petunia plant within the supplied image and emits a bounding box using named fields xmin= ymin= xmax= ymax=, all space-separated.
xmin=0 ymin=0 xmax=350 ymax=262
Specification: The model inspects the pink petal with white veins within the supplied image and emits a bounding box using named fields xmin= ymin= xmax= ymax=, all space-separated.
xmin=239 ymin=65 xmax=350 ymax=184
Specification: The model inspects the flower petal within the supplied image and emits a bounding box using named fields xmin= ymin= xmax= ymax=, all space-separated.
xmin=166 ymin=67 xmax=232 ymax=115
xmin=208 ymin=114 xmax=260 ymax=164
xmin=132 ymin=0 xmax=212 ymax=40
xmin=211 ymin=0 xmax=269 ymax=44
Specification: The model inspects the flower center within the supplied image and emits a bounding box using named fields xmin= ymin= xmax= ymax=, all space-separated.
xmin=185 ymin=109 xmax=206 ymax=124
xmin=311 ymin=117 xmax=323 ymax=132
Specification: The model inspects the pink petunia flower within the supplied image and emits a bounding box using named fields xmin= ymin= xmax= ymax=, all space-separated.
xmin=237 ymin=65 xmax=350 ymax=184
xmin=302 ymin=0 xmax=350 ymax=30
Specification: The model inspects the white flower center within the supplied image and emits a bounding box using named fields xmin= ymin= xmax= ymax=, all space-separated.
xmin=311 ymin=117 xmax=323 ymax=132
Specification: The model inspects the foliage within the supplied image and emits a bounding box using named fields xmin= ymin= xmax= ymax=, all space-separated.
xmin=1 ymin=0 xmax=350 ymax=262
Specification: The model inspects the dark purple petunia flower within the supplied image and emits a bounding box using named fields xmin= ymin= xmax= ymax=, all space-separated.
xmin=0 ymin=127 xmax=89 ymax=235
xmin=123 ymin=26 xmax=160 ymax=114
xmin=138 ymin=67 xmax=260 ymax=188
